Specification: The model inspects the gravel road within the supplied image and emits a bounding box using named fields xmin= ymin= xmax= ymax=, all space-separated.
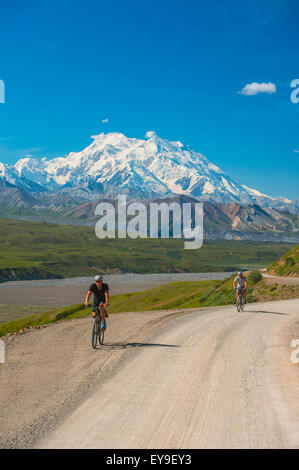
xmin=1 ymin=299 xmax=299 ymax=449
xmin=262 ymin=273 xmax=299 ymax=286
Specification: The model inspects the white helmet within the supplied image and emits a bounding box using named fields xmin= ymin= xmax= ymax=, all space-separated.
xmin=95 ymin=275 xmax=103 ymax=281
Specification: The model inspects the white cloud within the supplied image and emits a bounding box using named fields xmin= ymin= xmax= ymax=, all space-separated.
xmin=293 ymin=150 xmax=299 ymax=153
xmin=145 ymin=131 xmax=156 ymax=138
xmin=238 ymin=82 xmax=277 ymax=96
xmin=101 ymin=118 xmax=109 ymax=123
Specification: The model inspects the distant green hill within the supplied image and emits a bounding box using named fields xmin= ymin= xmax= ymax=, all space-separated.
xmin=0 ymin=217 xmax=294 ymax=282
xmin=267 ymin=244 xmax=299 ymax=277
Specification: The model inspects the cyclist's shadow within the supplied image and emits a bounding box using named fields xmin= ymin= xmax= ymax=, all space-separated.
xmin=98 ymin=342 xmax=180 ymax=350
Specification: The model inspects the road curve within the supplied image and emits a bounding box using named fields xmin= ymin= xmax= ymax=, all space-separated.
xmin=36 ymin=299 xmax=299 ymax=449
xmin=262 ymin=273 xmax=299 ymax=286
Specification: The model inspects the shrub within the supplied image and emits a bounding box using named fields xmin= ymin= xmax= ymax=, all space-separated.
xmin=285 ymin=257 xmax=295 ymax=266
xmin=270 ymin=283 xmax=277 ymax=291
xmin=247 ymin=270 xmax=262 ymax=286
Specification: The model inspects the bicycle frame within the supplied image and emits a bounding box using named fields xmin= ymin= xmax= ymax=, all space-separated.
xmin=236 ymin=288 xmax=245 ymax=312
xmin=91 ymin=304 xmax=107 ymax=348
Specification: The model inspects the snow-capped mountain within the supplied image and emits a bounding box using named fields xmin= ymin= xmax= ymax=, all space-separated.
xmin=0 ymin=132 xmax=295 ymax=208
xmin=241 ymin=185 xmax=293 ymax=212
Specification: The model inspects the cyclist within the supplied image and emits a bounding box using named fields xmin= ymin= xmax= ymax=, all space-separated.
xmin=85 ymin=275 xmax=109 ymax=330
xmin=233 ymin=271 xmax=247 ymax=304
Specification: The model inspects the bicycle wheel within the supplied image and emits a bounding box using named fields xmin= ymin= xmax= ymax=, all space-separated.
xmin=237 ymin=296 xmax=241 ymax=312
xmin=91 ymin=320 xmax=98 ymax=349
xmin=99 ymin=326 xmax=105 ymax=345
xmin=241 ymin=296 xmax=244 ymax=311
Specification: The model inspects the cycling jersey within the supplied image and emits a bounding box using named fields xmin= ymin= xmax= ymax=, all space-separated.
xmin=89 ymin=282 xmax=109 ymax=308
xmin=234 ymin=276 xmax=247 ymax=288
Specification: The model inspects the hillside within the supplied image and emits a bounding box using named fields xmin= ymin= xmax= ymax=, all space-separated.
xmin=267 ymin=244 xmax=299 ymax=277
xmin=0 ymin=194 xmax=298 ymax=243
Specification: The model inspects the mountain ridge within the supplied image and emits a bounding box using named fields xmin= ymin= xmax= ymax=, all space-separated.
xmin=0 ymin=132 xmax=295 ymax=211
xmin=0 ymin=132 xmax=298 ymax=242
xmin=0 ymin=188 xmax=298 ymax=243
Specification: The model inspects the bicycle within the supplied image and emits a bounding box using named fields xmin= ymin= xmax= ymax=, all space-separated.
xmin=91 ymin=304 xmax=108 ymax=349
xmin=236 ymin=287 xmax=245 ymax=312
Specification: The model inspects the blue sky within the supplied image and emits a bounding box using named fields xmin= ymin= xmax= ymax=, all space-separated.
xmin=0 ymin=0 xmax=298 ymax=199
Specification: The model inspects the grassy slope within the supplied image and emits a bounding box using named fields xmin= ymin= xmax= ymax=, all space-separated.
xmin=2 ymin=272 xmax=298 ymax=337
xmin=0 ymin=217 xmax=294 ymax=281
xmin=0 ymin=305 xmax=53 ymax=325
xmin=0 ymin=280 xmax=219 ymax=336
xmin=267 ymin=244 xmax=299 ymax=277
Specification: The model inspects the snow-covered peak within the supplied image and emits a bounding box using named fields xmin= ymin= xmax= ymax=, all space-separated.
xmin=0 ymin=162 xmax=18 ymax=183
xmin=91 ymin=132 xmax=142 ymax=148
xmin=242 ymin=185 xmax=292 ymax=204
xmin=15 ymin=157 xmax=46 ymax=172
xmin=0 ymin=132 xmax=294 ymax=208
